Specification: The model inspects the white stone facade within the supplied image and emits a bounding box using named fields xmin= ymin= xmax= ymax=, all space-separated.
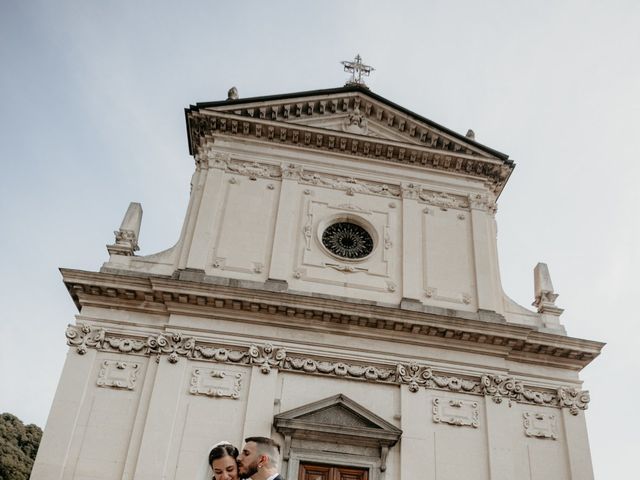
xmin=31 ymin=86 xmax=603 ymax=480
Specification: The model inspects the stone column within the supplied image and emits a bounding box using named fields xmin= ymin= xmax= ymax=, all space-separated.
xmin=30 ymin=348 xmax=97 ymax=480
xmin=400 ymin=386 xmax=435 ymax=480
xmin=132 ymin=356 xmax=189 ymax=480
xmin=242 ymin=366 xmax=279 ymax=439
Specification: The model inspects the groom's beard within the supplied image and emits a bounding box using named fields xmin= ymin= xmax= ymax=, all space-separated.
xmin=240 ymin=460 xmax=259 ymax=479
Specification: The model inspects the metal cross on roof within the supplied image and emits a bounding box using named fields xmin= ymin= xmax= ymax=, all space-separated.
xmin=341 ymin=54 xmax=374 ymax=88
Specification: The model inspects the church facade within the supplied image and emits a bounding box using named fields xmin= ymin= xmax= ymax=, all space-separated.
xmin=32 ymin=81 xmax=603 ymax=480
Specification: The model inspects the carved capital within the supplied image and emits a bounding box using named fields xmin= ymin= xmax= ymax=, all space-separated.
xmin=480 ymin=374 xmax=524 ymax=404
xmin=282 ymin=163 xmax=302 ymax=180
xmin=396 ymin=362 xmax=432 ymax=392
xmin=249 ymin=343 xmax=286 ymax=373
xmin=204 ymin=147 xmax=230 ymax=170
xmin=557 ymin=387 xmax=590 ymax=415
xmin=468 ymin=192 xmax=495 ymax=211
xmin=401 ymin=183 xmax=421 ymax=200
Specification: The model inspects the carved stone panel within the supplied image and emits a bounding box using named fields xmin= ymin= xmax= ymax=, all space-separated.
xmin=421 ymin=206 xmax=475 ymax=307
xmin=523 ymin=411 xmax=558 ymax=439
xmin=211 ymin=172 xmax=279 ymax=277
xmin=432 ymin=397 xmax=479 ymax=428
xmin=96 ymin=360 xmax=140 ymax=390
xmin=189 ymin=367 xmax=243 ymax=399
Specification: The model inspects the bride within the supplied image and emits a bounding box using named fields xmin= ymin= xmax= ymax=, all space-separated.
xmin=208 ymin=442 xmax=240 ymax=480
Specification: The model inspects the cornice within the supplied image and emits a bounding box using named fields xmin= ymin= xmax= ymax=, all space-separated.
xmin=185 ymin=109 xmax=513 ymax=195
xmin=64 ymin=323 xmax=591 ymax=416
xmin=61 ymin=268 xmax=604 ymax=371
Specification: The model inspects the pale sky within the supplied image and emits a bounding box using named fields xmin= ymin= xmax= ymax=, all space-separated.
xmin=1 ymin=1 xmax=638 ymax=478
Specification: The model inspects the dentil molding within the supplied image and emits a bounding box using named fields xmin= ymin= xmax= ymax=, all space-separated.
xmin=66 ymin=324 xmax=590 ymax=415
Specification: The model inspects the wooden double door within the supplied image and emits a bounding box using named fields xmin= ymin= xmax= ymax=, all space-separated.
xmin=298 ymin=462 xmax=368 ymax=480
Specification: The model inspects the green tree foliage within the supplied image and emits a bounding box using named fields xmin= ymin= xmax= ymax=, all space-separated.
xmin=0 ymin=413 xmax=42 ymax=480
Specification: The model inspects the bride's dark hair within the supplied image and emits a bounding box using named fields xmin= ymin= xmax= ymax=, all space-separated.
xmin=208 ymin=443 xmax=239 ymax=467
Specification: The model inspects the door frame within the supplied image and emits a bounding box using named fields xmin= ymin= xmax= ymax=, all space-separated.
xmin=287 ymin=448 xmax=379 ymax=480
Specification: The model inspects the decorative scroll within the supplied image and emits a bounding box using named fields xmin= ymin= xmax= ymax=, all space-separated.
xmin=556 ymin=387 xmax=590 ymax=415
xmin=248 ymin=343 xmax=286 ymax=373
xmin=480 ymin=374 xmax=555 ymax=406
xmin=287 ymin=357 xmax=394 ymax=381
xmin=65 ymin=324 xmax=590 ymax=413
xmin=396 ymin=363 xmax=432 ymax=392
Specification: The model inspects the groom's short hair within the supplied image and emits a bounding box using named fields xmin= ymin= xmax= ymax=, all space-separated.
xmin=245 ymin=436 xmax=281 ymax=465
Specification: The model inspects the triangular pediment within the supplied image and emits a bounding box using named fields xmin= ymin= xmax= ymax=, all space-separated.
xmin=274 ymin=393 xmax=401 ymax=436
xmin=289 ymin=403 xmax=380 ymax=429
xmin=193 ymin=86 xmax=508 ymax=161
xmin=283 ymin=114 xmax=423 ymax=144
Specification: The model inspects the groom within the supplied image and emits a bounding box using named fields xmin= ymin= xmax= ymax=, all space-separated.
xmin=237 ymin=436 xmax=283 ymax=480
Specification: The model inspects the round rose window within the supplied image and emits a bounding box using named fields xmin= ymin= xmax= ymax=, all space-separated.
xmin=321 ymin=222 xmax=374 ymax=260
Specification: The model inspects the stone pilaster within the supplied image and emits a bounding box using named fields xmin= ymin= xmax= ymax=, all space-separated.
xmin=132 ymin=356 xmax=189 ymax=480
xmin=401 ymin=184 xmax=423 ymax=302
xmin=268 ymin=165 xmax=301 ymax=283
xmin=400 ymin=385 xmax=435 ymax=480
xmin=484 ymin=399 xmax=517 ymax=480
xmin=561 ymin=409 xmax=595 ymax=480
xmin=30 ymin=348 xmax=98 ymax=480
xmin=242 ymin=366 xmax=279 ymax=439
xmin=469 ymin=196 xmax=502 ymax=314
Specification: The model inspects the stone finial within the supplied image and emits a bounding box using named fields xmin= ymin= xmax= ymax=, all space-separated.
xmin=532 ymin=263 xmax=564 ymax=316
xmin=466 ymin=129 xmax=475 ymax=140
xmin=227 ymin=86 xmax=239 ymax=101
xmin=107 ymin=202 xmax=142 ymax=256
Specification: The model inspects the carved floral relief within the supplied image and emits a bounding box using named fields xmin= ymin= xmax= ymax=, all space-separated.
xmin=66 ymin=324 xmax=590 ymax=414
